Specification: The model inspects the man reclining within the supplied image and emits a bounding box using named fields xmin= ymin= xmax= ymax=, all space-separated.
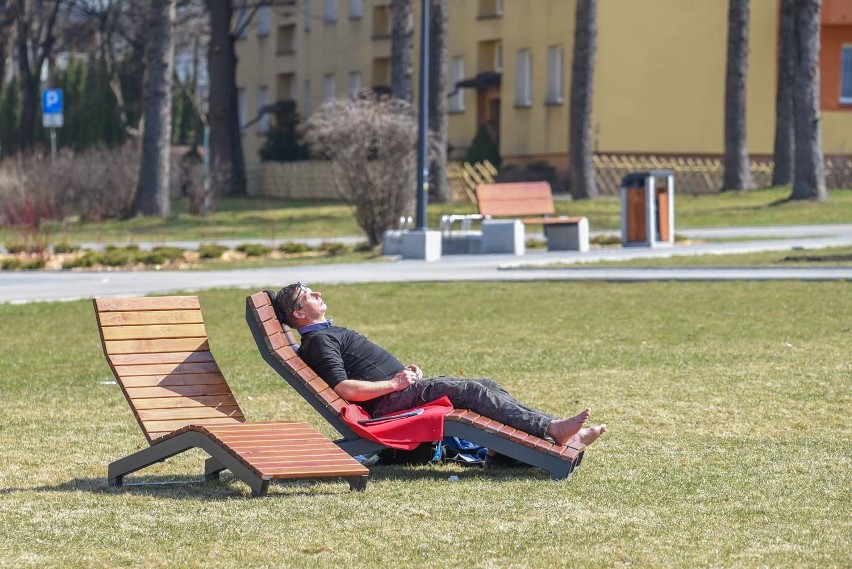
xmin=273 ymin=283 xmax=606 ymax=448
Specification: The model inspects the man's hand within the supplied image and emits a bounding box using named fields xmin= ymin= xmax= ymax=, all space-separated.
xmin=390 ymin=368 xmax=418 ymax=391
xmin=405 ymin=364 xmax=423 ymax=380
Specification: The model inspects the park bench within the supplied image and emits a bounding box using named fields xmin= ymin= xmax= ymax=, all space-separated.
xmin=93 ymin=295 xmax=368 ymax=496
xmin=442 ymin=182 xmax=589 ymax=252
xmin=245 ymin=291 xmax=586 ymax=480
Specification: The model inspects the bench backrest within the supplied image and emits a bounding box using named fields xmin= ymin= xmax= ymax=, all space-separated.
xmin=476 ymin=182 xmax=555 ymax=218
xmin=246 ymin=293 xmax=354 ymax=437
xmin=94 ymin=296 xmax=245 ymax=443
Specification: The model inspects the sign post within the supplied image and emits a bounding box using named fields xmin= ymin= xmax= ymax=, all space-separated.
xmin=42 ymin=89 xmax=64 ymax=159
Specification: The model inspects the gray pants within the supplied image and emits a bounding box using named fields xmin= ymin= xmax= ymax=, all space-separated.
xmin=371 ymin=377 xmax=554 ymax=438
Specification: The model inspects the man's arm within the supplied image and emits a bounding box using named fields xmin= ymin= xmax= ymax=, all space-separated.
xmin=334 ymin=368 xmax=417 ymax=402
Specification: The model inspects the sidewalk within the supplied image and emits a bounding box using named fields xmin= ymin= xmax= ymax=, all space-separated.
xmin=1 ymin=224 xmax=850 ymax=304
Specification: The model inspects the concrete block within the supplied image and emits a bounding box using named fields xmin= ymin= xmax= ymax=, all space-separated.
xmin=482 ymin=219 xmax=525 ymax=255
xmin=442 ymin=231 xmax=483 ymax=255
xmin=545 ymin=217 xmax=589 ymax=252
xmin=382 ymin=230 xmax=404 ymax=256
xmin=400 ymin=230 xmax=442 ymax=261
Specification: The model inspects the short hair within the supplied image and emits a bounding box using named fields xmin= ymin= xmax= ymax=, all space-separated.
xmin=273 ymin=283 xmax=306 ymax=328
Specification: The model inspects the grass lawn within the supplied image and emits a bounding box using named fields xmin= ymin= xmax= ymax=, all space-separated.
xmin=4 ymin=186 xmax=851 ymax=247
xmin=1 ymin=282 xmax=849 ymax=567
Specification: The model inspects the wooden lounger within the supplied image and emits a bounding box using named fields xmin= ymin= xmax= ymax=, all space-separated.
xmin=94 ymin=295 xmax=369 ymax=496
xmin=246 ymin=292 xmax=585 ymax=479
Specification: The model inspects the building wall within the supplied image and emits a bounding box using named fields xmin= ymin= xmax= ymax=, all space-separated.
xmin=236 ymin=0 xmax=852 ymax=194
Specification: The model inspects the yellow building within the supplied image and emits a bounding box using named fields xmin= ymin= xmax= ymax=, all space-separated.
xmin=235 ymin=0 xmax=852 ymax=194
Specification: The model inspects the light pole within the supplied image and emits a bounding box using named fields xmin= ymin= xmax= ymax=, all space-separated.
xmin=415 ymin=0 xmax=430 ymax=230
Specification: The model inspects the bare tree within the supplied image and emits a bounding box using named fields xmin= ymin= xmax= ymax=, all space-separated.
xmin=11 ymin=0 xmax=64 ymax=152
xmin=390 ymin=0 xmax=413 ymax=102
xmin=790 ymin=0 xmax=827 ymax=201
xmin=427 ymin=0 xmax=449 ymax=203
xmin=569 ymin=0 xmax=597 ymax=199
xmin=772 ymin=0 xmax=796 ymax=187
xmin=723 ymin=0 xmax=755 ymax=191
xmin=134 ymin=0 xmax=176 ymax=216
xmin=301 ymin=95 xmax=418 ymax=247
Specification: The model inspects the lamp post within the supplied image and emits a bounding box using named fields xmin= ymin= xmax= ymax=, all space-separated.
xmin=415 ymin=0 xmax=430 ymax=230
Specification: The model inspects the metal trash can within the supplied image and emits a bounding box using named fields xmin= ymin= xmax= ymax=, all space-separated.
xmin=620 ymin=169 xmax=675 ymax=247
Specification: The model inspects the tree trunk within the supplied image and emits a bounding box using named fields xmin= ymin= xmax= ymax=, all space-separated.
xmin=790 ymin=0 xmax=827 ymax=201
xmin=207 ymin=0 xmax=247 ymax=196
xmin=428 ymin=0 xmax=450 ymax=203
xmin=390 ymin=0 xmax=413 ymax=102
xmin=722 ymin=0 xmax=755 ymax=191
xmin=134 ymin=0 xmax=176 ymax=217
xmin=569 ymin=0 xmax=598 ymax=199
xmin=772 ymin=0 xmax=796 ymax=187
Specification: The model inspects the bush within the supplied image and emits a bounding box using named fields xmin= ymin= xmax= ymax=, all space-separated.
xmin=52 ymin=241 xmax=79 ymax=254
xmin=1 ymin=258 xmax=22 ymax=270
xmin=236 ymin=243 xmax=272 ymax=257
xmin=301 ymin=94 xmax=420 ymax=247
xmin=279 ymin=241 xmax=312 ymax=254
xmin=198 ymin=243 xmax=229 ymax=259
xmin=353 ymin=241 xmax=374 ymax=253
xmin=463 ymin=125 xmax=501 ymax=168
xmin=151 ymin=246 xmax=186 ymax=261
xmin=318 ymin=241 xmax=349 ymax=256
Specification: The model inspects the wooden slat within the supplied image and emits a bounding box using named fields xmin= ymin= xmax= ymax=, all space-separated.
xmin=95 ymin=296 xmax=200 ymax=312
xmin=108 ymin=351 xmax=215 ymax=366
xmin=131 ymin=394 xmax=238 ymax=410
xmin=476 ymin=182 xmax=556 ymax=217
xmin=142 ymin=416 xmax=243 ymax=433
xmin=254 ymin=304 xmax=276 ymax=324
xmin=519 ymin=216 xmax=583 ymax=225
xmin=249 ymin=291 xmax=272 ymax=309
xmin=97 ymin=309 xmax=204 ymax=326
xmin=119 ymin=372 xmax=228 ymax=388
xmin=136 ymin=405 xmax=244 ymax=421
xmin=104 ymin=337 xmax=209 ymax=355
xmin=100 ymin=323 xmax=208 ymax=341
xmin=124 ymin=383 xmax=233 ymax=399
xmin=263 ymin=318 xmax=283 ymax=337
xmin=113 ymin=362 xmax=222 ymax=378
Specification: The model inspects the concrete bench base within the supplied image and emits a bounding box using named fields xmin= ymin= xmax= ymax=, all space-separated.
xmin=543 ymin=217 xmax=589 ymax=252
xmin=482 ymin=219 xmax=525 ymax=255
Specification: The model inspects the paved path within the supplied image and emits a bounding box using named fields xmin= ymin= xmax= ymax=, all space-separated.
xmin=1 ymin=225 xmax=850 ymax=304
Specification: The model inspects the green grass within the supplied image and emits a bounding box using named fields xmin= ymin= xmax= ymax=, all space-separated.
xmin=3 ymin=187 xmax=851 ymax=248
xmin=1 ymin=282 xmax=849 ymax=567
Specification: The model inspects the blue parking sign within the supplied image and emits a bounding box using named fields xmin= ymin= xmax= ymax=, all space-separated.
xmin=42 ymin=89 xmax=64 ymax=128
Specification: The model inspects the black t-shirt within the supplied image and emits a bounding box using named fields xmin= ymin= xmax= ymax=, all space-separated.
xmin=298 ymin=326 xmax=404 ymax=410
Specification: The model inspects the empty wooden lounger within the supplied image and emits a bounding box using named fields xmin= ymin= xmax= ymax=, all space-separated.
xmin=94 ymin=295 xmax=368 ymax=496
xmin=246 ymin=291 xmax=585 ymax=480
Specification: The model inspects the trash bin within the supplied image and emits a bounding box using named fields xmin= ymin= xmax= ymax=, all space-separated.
xmin=620 ymin=169 xmax=675 ymax=247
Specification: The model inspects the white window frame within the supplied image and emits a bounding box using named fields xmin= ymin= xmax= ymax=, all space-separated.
xmin=257 ymin=5 xmax=270 ymax=37
xmin=256 ymin=86 xmax=269 ymax=133
xmin=841 ymin=45 xmax=852 ymax=104
xmin=349 ymin=0 xmax=363 ymax=19
xmin=494 ymin=41 xmax=503 ymax=72
xmin=324 ymin=0 xmax=338 ymax=22
xmin=515 ymin=48 xmax=532 ymax=107
xmin=449 ymin=56 xmax=466 ymax=112
xmin=237 ymin=88 xmax=247 ymax=132
xmin=323 ymin=73 xmax=336 ymax=101
xmin=348 ymin=71 xmax=362 ymax=97
xmin=546 ymin=45 xmax=564 ymax=104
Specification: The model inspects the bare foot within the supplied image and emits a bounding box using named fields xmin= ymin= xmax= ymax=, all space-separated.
xmin=546 ymin=408 xmax=591 ymax=446
xmin=578 ymin=424 xmax=607 ymax=446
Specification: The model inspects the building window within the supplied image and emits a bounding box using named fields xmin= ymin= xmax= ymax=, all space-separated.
xmin=546 ymin=45 xmax=564 ymax=104
xmin=373 ymin=57 xmax=390 ymax=87
xmin=305 ymin=0 xmax=312 ymax=31
xmin=478 ymin=40 xmax=502 ymax=73
xmin=278 ymin=73 xmax=296 ymax=101
xmin=350 ymin=0 xmax=363 ymax=19
xmin=449 ymin=57 xmax=466 ymax=112
xmin=235 ymin=0 xmax=248 ymax=39
xmin=348 ymin=71 xmax=363 ymax=97
xmin=842 ymin=45 xmax=852 ymax=104
xmin=237 ymin=88 xmax=247 ymax=132
xmin=515 ymin=48 xmax=532 ymax=107
xmin=323 ymin=73 xmax=336 ymax=100
xmin=276 ymin=24 xmax=296 ymax=54
xmin=256 ymin=86 xmax=269 ymax=133
xmin=373 ymin=5 xmax=390 ymax=38
xmin=324 ymin=0 xmax=338 ymax=22
xmin=257 ymin=5 xmax=270 ymax=37
xmin=477 ymin=0 xmax=504 ymax=18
